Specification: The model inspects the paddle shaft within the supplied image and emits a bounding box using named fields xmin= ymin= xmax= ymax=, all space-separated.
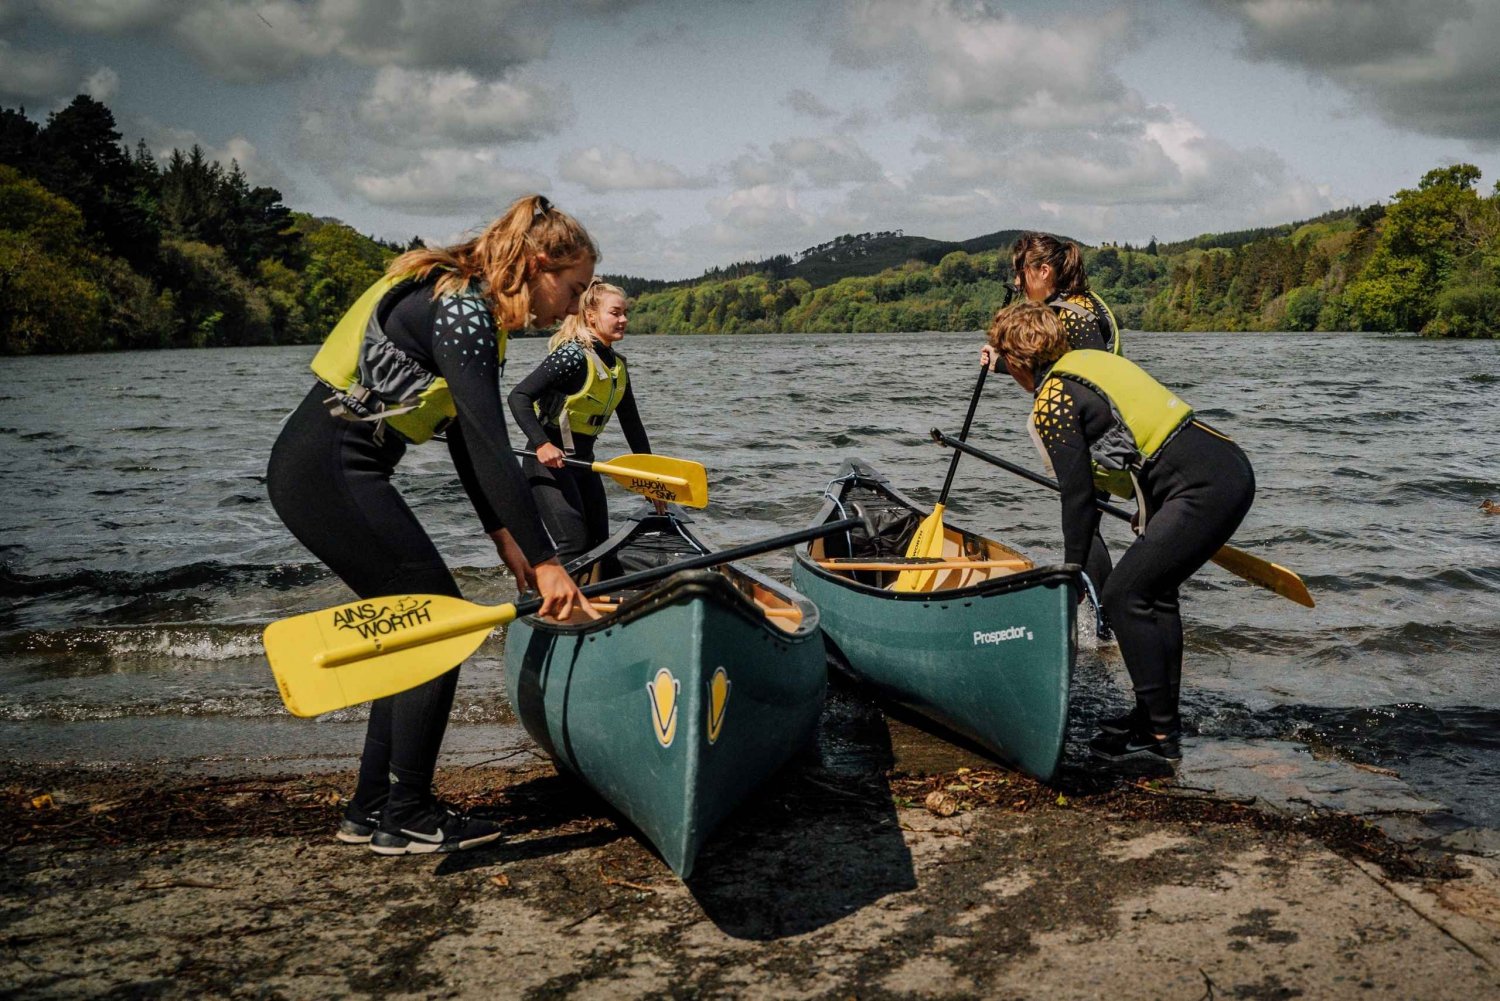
xmin=929 ymin=428 xmax=1314 ymax=607
xmin=936 ymin=365 xmax=989 ymax=505
xmin=516 ymin=449 xmax=688 ymax=488
xmin=316 ymin=516 xmax=863 ymax=667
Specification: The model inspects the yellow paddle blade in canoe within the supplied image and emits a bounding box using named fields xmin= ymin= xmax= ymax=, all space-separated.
xmin=263 ymin=594 xmax=518 ymax=718
xmin=893 ymin=502 xmax=947 ymax=592
xmin=593 ymin=454 xmax=709 ymax=508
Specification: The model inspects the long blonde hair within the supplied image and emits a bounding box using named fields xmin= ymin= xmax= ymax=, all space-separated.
xmin=387 ymin=194 xmax=598 ymax=331
xmin=548 ymin=280 xmax=628 ymax=352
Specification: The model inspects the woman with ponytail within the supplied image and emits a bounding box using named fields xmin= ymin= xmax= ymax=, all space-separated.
xmin=508 ymin=279 xmax=664 ymax=567
xmin=267 ymin=194 xmax=598 ymax=856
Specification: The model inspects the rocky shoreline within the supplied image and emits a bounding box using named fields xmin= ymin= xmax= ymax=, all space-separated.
xmin=4 ymin=728 xmax=1498 ymax=999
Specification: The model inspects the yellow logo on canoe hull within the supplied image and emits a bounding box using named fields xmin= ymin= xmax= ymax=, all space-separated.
xmin=648 ymin=668 xmax=679 ymax=747
xmin=707 ymin=667 xmax=731 ymax=744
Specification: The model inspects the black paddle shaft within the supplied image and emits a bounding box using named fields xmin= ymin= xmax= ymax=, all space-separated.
xmin=935 ymin=365 xmax=989 ymax=505
xmin=516 ymin=448 xmax=592 ymax=471
xmin=929 ymin=428 xmax=1135 ymax=522
xmin=510 ymin=516 xmax=866 ymax=616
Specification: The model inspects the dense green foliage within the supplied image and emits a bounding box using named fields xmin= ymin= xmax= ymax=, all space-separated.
xmin=0 ymin=96 xmax=397 ymax=354
xmin=3 ymin=94 xmax=1496 ymax=352
xmin=629 ymin=166 xmax=1499 ymax=338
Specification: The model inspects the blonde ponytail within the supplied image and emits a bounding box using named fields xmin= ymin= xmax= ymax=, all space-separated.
xmin=388 ymin=194 xmax=598 ymax=331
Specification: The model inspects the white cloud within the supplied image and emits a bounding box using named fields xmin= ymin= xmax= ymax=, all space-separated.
xmin=1204 ymin=0 xmax=1500 ymax=142
xmin=728 ymin=151 xmax=790 ymax=188
xmin=829 ymin=0 xmax=1144 ymax=134
xmin=558 ymin=145 xmax=711 ymax=192
xmin=769 ymin=136 xmax=883 ymax=186
xmin=357 ymin=67 xmax=571 ymax=144
xmin=350 ymin=148 xmax=549 ymax=214
xmin=81 ymin=65 xmax=120 ymax=102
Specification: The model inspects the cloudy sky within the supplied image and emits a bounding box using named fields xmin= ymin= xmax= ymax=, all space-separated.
xmin=5 ymin=0 xmax=1500 ymax=279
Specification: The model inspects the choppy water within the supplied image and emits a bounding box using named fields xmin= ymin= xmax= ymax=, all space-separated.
xmin=2 ymin=333 xmax=1497 ymax=825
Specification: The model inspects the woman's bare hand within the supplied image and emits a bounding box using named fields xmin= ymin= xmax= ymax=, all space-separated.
xmin=533 ymin=559 xmax=598 ymax=621
xmin=535 ymin=442 xmax=567 ymax=469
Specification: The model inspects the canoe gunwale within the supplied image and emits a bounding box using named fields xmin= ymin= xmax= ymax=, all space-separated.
xmin=520 ymin=508 xmax=820 ymax=639
xmin=795 ymin=459 xmax=1083 ymax=602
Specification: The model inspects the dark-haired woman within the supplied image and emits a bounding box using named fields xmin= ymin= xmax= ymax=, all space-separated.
xmin=267 ymin=194 xmax=597 ymax=855
xmin=1006 ymin=232 xmax=1123 ymax=614
xmin=986 ymin=301 xmax=1255 ymax=765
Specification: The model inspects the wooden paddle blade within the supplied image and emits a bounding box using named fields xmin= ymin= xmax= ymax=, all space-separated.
xmin=594 ymin=454 xmax=709 ymax=508
xmin=263 ymin=594 xmax=514 ymax=718
xmin=893 ymin=503 xmax=946 ymax=592
xmin=1209 ymin=545 xmax=1315 ymax=608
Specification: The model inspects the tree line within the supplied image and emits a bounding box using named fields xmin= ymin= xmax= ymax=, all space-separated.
xmin=3 ymin=94 xmax=1496 ymax=354
xmin=1 ymin=95 xmax=398 ymax=354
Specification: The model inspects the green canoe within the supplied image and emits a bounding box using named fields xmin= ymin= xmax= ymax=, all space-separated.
xmin=503 ymin=510 xmax=825 ymax=878
xmin=791 ymin=460 xmax=1080 ymax=781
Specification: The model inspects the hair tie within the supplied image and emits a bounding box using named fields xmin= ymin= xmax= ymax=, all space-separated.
xmin=532 ymin=195 xmax=553 ymax=219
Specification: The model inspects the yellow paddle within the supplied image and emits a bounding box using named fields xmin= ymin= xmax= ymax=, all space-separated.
xmin=264 ymin=516 xmax=862 ymax=717
xmin=895 ymin=364 xmax=989 ymax=592
xmin=929 ymin=428 xmax=1315 ymax=607
xmin=519 ymin=450 xmax=708 ymax=508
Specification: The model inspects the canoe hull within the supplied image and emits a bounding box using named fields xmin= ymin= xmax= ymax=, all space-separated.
xmin=503 ymin=515 xmax=824 ymax=878
xmin=792 ymin=460 xmax=1079 ymax=781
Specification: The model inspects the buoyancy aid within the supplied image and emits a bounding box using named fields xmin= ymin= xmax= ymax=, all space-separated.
xmin=1048 ymin=290 xmax=1121 ymax=354
xmin=309 ymin=274 xmax=506 ymax=445
xmin=538 ymin=343 xmax=628 ymax=452
xmin=1032 ymin=349 xmax=1193 ymax=501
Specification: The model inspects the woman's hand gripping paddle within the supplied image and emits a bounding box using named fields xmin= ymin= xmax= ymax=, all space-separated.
xmin=894 ymin=364 xmax=989 ymax=592
xmin=928 ymin=428 xmax=1314 ymax=608
xmin=519 ymin=450 xmax=708 ymax=508
xmin=264 ymin=516 xmax=864 ymax=718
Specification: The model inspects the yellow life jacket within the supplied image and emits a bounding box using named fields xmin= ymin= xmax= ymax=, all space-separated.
xmin=1049 ymin=291 xmax=1122 ymax=355
xmin=309 ymin=274 xmax=506 ymax=445
xmin=539 ymin=343 xmax=628 ymax=449
xmin=1034 ymin=349 xmax=1192 ymax=498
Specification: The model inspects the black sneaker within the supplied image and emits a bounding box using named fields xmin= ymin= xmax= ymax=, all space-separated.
xmin=368 ymin=803 xmax=503 ymax=856
xmin=336 ymin=802 xmax=382 ymax=844
xmin=1096 ymin=703 xmax=1148 ymax=736
xmin=1088 ymin=726 xmax=1182 ymax=766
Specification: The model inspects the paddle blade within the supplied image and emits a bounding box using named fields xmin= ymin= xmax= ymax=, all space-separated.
xmin=1210 ymin=545 xmax=1315 ymax=608
xmin=893 ymin=503 xmax=946 ymax=592
xmin=263 ymin=594 xmax=514 ymax=717
xmin=596 ymin=453 xmax=709 ymax=508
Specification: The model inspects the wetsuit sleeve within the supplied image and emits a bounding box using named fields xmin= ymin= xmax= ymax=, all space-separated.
xmin=507 ymin=346 xmax=588 ymax=450
xmin=1031 ymin=375 xmax=1107 ymax=568
xmin=427 ymin=299 xmax=556 ymax=565
xmin=613 ymin=382 xmax=652 ymax=455
xmin=444 ymin=421 xmax=503 ymax=534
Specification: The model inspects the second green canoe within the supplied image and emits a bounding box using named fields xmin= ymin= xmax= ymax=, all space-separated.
xmin=791 ymin=460 xmax=1081 ymax=781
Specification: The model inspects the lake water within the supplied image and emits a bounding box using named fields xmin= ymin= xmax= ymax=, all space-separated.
xmin=2 ymin=332 xmax=1497 ymax=826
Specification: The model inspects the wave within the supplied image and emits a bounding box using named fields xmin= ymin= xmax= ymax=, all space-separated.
xmin=0 ymin=560 xmax=329 ymax=599
xmin=0 ymin=624 xmax=267 ymax=660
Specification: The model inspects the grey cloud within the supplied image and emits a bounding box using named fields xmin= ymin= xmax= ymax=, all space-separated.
xmin=357 ymin=67 xmax=572 ymax=144
xmin=350 ymin=148 xmax=550 ymax=214
xmin=35 ymin=0 xmax=180 ymax=32
xmin=558 ymin=145 xmax=713 ymax=192
xmin=783 ymin=88 xmax=838 ymax=120
xmin=1204 ymin=0 xmax=1500 ymax=142
xmin=0 ymin=39 xmax=75 ymax=103
xmin=769 ymin=135 xmax=883 ymax=186
xmin=728 ymin=151 xmax=791 ymax=187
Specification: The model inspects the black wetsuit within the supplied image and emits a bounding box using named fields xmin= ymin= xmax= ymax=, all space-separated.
xmin=267 ymin=276 xmax=554 ymax=825
xmin=507 ymin=341 xmax=651 ymax=565
xmin=1046 ymin=289 xmax=1120 ymax=592
xmin=1031 ymin=370 xmax=1255 ymax=731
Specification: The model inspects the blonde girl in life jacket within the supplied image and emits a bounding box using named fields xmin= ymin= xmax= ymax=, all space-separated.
xmin=508 ymin=280 xmax=665 ymax=567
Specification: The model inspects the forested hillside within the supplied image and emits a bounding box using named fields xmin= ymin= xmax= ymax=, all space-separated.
xmin=3 ymin=94 xmax=1496 ymax=354
xmin=1 ymin=95 xmax=398 ymax=354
